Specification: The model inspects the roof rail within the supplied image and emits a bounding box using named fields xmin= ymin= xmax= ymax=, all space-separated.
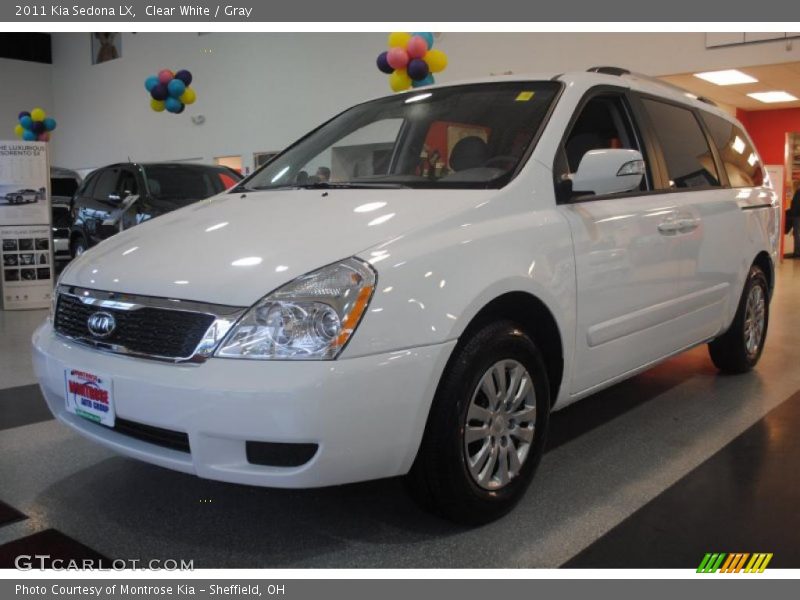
xmin=587 ymin=66 xmax=720 ymax=108
xmin=587 ymin=66 xmax=631 ymax=76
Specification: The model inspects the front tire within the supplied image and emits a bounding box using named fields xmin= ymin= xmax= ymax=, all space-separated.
xmin=407 ymin=320 xmax=550 ymax=525
xmin=708 ymin=265 xmax=769 ymax=374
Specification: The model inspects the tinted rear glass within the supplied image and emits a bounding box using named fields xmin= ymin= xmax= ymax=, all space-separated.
xmin=641 ymin=98 xmax=720 ymax=189
xmin=700 ymin=112 xmax=764 ymax=187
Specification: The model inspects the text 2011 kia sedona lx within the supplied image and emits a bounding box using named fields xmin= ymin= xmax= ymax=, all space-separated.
xmin=33 ymin=69 xmax=780 ymax=523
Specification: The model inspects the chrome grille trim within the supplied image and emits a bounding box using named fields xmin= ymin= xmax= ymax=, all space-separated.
xmin=54 ymin=285 xmax=247 ymax=364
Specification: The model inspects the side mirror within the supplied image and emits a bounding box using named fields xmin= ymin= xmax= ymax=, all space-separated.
xmin=570 ymin=149 xmax=645 ymax=197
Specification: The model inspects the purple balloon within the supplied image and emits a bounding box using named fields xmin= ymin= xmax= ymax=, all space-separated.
xmin=175 ymin=69 xmax=193 ymax=86
xmin=407 ymin=58 xmax=430 ymax=81
xmin=376 ymin=51 xmax=394 ymax=74
xmin=18 ymin=111 xmax=31 ymax=121
xmin=30 ymin=121 xmax=45 ymax=134
xmin=150 ymin=83 xmax=169 ymax=101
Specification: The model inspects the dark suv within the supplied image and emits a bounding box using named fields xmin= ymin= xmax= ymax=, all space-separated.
xmin=69 ymin=162 xmax=241 ymax=256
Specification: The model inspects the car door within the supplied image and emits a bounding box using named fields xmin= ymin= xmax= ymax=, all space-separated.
xmin=555 ymin=89 xmax=688 ymax=396
xmin=635 ymin=97 xmax=745 ymax=346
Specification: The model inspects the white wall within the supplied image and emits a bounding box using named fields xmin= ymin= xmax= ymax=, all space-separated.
xmin=0 ymin=58 xmax=54 ymax=142
xmin=48 ymin=32 xmax=800 ymax=171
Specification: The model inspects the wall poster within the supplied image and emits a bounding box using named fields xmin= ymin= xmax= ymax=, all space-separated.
xmin=0 ymin=141 xmax=53 ymax=310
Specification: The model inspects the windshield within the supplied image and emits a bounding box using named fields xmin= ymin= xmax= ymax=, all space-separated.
xmin=142 ymin=165 xmax=241 ymax=206
xmin=240 ymin=81 xmax=561 ymax=191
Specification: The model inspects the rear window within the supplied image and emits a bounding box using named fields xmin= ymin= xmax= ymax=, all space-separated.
xmin=142 ymin=165 xmax=240 ymax=207
xmin=51 ymin=177 xmax=79 ymax=198
xmin=700 ymin=113 xmax=764 ymax=187
xmin=640 ymin=98 xmax=720 ymax=189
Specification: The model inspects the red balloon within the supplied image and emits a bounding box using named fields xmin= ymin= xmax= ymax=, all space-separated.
xmin=386 ymin=47 xmax=409 ymax=70
xmin=37 ymin=133 xmax=50 ymax=142
xmin=406 ymin=35 xmax=429 ymax=59
xmin=158 ymin=69 xmax=174 ymax=84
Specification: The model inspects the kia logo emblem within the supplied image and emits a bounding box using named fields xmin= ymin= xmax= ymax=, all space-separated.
xmin=87 ymin=311 xmax=116 ymax=338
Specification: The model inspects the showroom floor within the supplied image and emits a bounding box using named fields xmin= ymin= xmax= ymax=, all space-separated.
xmin=1 ymin=260 xmax=799 ymax=569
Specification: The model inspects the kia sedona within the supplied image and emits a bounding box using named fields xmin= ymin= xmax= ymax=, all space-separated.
xmin=68 ymin=162 xmax=242 ymax=257
xmin=33 ymin=69 xmax=779 ymax=524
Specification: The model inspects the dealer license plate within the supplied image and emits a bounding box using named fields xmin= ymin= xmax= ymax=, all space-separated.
xmin=64 ymin=368 xmax=115 ymax=427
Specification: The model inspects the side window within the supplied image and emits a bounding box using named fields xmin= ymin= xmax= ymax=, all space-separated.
xmin=78 ymin=171 xmax=98 ymax=198
xmin=700 ymin=113 xmax=764 ymax=188
xmin=117 ymin=170 xmax=139 ymax=197
xmin=92 ymin=168 xmax=120 ymax=201
xmin=640 ymin=99 xmax=720 ymax=189
xmin=558 ymin=93 xmax=649 ymax=197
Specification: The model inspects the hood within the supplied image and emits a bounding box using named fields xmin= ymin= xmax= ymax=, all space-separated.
xmin=61 ymin=188 xmax=493 ymax=307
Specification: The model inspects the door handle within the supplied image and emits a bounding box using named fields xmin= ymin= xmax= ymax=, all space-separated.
xmin=657 ymin=219 xmax=681 ymax=234
xmin=675 ymin=218 xmax=699 ymax=233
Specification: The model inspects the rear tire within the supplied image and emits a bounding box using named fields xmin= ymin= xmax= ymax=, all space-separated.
xmin=406 ymin=320 xmax=550 ymax=525
xmin=708 ymin=265 xmax=769 ymax=374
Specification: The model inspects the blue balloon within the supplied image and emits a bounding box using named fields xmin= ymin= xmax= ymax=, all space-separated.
xmin=165 ymin=97 xmax=182 ymax=113
xmin=19 ymin=115 xmax=33 ymax=129
xmin=43 ymin=117 xmax=57 ymax=132
xmin=412 ymin=32 xmax=434 ymax=49
xmin=18 ymin=111 xmax=30 ymax=121
xmin=412 ymin=74 xmax=435 ymax=88
xmin=407 ymin=58 xmax=430 ymax=81
xmin=144 ymin=75 xmax=159 ymax=92
xmin=167 ymin=78 xmax=186 ymax=98
xmin=22 ymin=130 xmax=36 ymax=141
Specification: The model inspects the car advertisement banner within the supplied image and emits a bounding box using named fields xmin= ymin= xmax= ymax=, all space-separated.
xmin=0 ymin=141 xmax=52 ymax=310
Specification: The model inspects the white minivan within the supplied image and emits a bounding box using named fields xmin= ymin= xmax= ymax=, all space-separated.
xmin=33 ymin=68 xmax=780 ymax=523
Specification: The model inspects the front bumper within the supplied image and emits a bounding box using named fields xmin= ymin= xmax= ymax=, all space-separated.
xmin=32 ymin=322 xmax=454 ymax=488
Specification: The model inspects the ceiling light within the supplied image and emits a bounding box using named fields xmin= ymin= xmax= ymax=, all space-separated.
xmin=747 ymin=91 xmax=799 ymax=104
xmin=693 ymin=69 xmax=758 ymax=86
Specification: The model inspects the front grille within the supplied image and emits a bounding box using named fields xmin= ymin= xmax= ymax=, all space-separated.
xmin=55 ymin=292 xmax=215 ymax=359
xmin=114 ymin=418 xmax=190 ymax=453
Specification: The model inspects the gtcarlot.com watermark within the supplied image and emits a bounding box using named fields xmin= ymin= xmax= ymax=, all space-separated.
xmin=14 ymin=554 xmax=194 ymax=571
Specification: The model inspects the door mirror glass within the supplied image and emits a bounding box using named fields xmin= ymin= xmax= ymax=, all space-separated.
xmin=570 ymin=149 xmax=645 ymax=196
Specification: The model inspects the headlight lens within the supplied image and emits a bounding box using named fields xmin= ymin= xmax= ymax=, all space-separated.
xmin=216 ymin=258 xmax=376 ymax=360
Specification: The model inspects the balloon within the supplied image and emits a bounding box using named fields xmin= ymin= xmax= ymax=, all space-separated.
xmin=389 ymin=68 xmax=412 ymax=92
xmin=144 ymin=75 xmax=159 ymax=92
xmin=37 ymin=133 xmax=50 ymax=142
xmin=174 ymin=69 xmax=193 ymax=86
xmin=30 ymin=121 xmax=45 ymax=134
xmin=19 ymin=116 xmax=33 ymax=130
xmin=150 ymin=98 xmax=166 ymax=112
xmin=150 ymin=83 xmax=169 ymax=101
xmin=158 ymin=69 xmax=174 ymax=84
xmin=22 ymin=130 xmax=36 ymax=141
xmin=388 ymin=32 xmax=412 ymax=48
xmin=386 ymin=47 xmax=409 ymax=70
xmin=424 ymin=49 xmax=448 ymax=73
xmin=167 ymin=78 xmax=186 ymax=98
xmin=165 ymin=97 xmax=182 ymax=113
xmin=30 ymin=107 xmax=46 ymax=122
xmin=376 ymin=51 xmax=394 ymax=74
xmin=407 ymin=58 xmax=430 ymax=81
xmin=179 ymin=87 xmax=196 ymax=105
xmin=412 ymin=74 xmax=435 ymax=88
xmin=14 ymin=124 xmax=24 ymax=138
xmin=18 ymin=111 xmax=30 ymax=121
xmin=412 ymin=32 xmax=434 ymax=49
xmin=406 ymin=35 xmax=428 ymax=59
xmin=175 ymin=103 xmax=185 ymax=114
xmin=43 ymin=117 xmax=56 ymax=131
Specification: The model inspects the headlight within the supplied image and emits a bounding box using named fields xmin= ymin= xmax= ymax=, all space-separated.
xmin=216 ymin=258 xmax=376 ymax=360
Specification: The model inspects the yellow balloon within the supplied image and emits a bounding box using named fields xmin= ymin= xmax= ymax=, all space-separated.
xmin=388 ymin=32 xmax=412 ymax=48
xmin=150 ymin=99 xmax=166 ymax=112
xmin=424 ymin=49 xmax=448 ymax=73
xmin=14 ymin=124 xmax=24 ymax=138
xmin=389 ymin=68 xmax=412 ymax=92
xmin=180 ymin=87 xmax=196 ymax=105
xmin=30 ymin=107 xmax=46 ymax=122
